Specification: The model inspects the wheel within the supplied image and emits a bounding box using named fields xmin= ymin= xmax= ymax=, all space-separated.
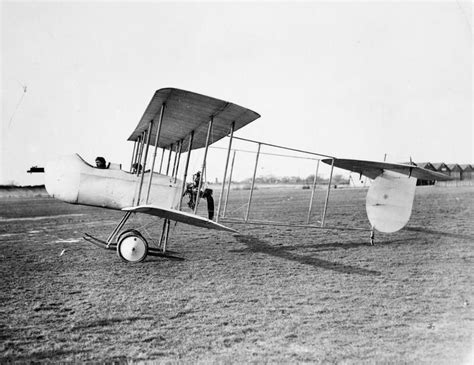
xmin=117 ymin=230 xmax=148 ymax=262
xmin=370 ymin=230 xmax=375 ymax=246
xmin=117 ymin=229 xmax=142 ymax=243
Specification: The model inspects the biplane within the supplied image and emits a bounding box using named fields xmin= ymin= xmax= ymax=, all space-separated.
xmin=40 ymin=87 xmax=451 ymax=263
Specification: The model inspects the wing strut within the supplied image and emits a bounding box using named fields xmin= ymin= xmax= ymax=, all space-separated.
xmin=245 ymin=142 xmax=261 ymax=222
xmin=159 ymin=148 xmax=165 ymax=173
xmin=194 ymin=117 xmax=214 ymax=214
xmin=129 ymin=140 xmax=138 ymax=172
xmin=173 ymin=141 xmax=183 ymax=183
xmin=145 ymin=103 xmax=165 ymax=203
xmin=105 ymin=211 xmax=133 ymax=247
xmin=179 ymin=131 xmax=194 ymax=211
xmin=321 ymin=158 xmax=335 ymax=227
xmin=216 ymin=122 xmax=235 ymax=223
xmin=136 ymin=120 xmax=153 ymax=205
xmin=221 ymin=150 xmax=236 ymax=219
xmin=166 ymin=144 xmax=173 ymax=175
xmin=306 ymin=160 xmax=320 ymax=224
xmin=133 ymin=134 xmax=144 ymax=174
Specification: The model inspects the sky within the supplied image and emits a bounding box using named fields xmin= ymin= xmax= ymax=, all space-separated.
xmin=1 ymin=0 xmax=472 ymax=185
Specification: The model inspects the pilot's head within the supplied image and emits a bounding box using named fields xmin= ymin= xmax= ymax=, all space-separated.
xmin=95 ymin=157 xmax=106 ymax=169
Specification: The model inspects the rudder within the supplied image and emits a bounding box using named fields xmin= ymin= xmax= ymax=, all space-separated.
xmin=366 ymin=171 xmax=417 ymax=233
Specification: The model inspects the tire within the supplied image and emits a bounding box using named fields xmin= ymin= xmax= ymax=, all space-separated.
xmin=116 ymin=230 xmax=148 ymax=263
xmin=117 ymin=229 xmax=142 ymax=243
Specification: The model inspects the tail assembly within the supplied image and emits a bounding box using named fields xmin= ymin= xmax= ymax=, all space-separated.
xmin=322 ymin=158 xmax=452 ymax=233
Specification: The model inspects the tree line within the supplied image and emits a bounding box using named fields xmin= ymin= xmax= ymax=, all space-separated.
xmin=235 ymin=174 xmax=349 ymax=185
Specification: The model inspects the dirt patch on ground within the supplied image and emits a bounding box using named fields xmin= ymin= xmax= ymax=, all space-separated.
xmin=0 ymin=186 xmax=473 ymax=362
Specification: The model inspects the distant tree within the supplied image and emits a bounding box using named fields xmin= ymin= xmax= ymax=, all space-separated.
xmin=238 ymin=173 xmax=349 ymax=185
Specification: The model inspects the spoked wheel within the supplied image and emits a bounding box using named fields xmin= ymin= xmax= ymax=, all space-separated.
xmin=117 ymin=229 xmax=148 ymax=263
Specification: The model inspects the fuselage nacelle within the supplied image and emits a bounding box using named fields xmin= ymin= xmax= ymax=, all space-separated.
xmin=44 ymin=154 xmax=181 ymax=210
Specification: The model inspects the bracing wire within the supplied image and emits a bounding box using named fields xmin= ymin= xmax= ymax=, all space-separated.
xmin=8 ymin=83 xmax=27 ymax=128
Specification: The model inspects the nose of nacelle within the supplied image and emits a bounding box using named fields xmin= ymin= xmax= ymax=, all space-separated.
xmin=45 ymin=154 xmax=82 ymax=203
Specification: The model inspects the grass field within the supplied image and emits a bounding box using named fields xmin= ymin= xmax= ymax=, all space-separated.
xmin=0 ymin=186 xmax=473 ymax=363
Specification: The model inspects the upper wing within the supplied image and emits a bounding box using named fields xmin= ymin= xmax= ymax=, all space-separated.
xmin=128 ymin=88 xmax=260 ymax=151
xmin=322 ymin=158 xmax=452 ymax=181
xmin=122 ymin=205 xmax=237 ymax=233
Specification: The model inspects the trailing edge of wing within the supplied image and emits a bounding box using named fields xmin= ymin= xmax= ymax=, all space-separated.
xmin=322 ymin=158 xmax=453 ymax=181
xmin=122 ymin=205 xmax=237 ymax=233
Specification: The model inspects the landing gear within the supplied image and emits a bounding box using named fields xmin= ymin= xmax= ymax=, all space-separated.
xmin=370 ymin=229 xmax=375 ymax=246
xmin=84 ymin=214 xmax=184 ymax=262
xmin=117 ymin=229 xmax=148 ymax=263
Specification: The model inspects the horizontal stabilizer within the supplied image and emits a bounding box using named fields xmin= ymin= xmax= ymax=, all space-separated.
xmin=322 ymin=158 xmax=452 ymax=181
xmin=122 ymin=205 xmax=237 ymax=233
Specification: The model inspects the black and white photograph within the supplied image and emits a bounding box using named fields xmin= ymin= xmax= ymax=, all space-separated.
xmin=1 ymin=0 xmax=472 ymax=362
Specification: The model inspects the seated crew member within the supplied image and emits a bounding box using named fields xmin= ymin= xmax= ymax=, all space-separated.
xmin=95 ymin=156 xmax=107 ymax=169
xmin=183 ymin=171 xmax=214 ymax=219
xmin=192 ymin=171 xmax=202 ymax=205
xmin=131 ymin=162 xmax=143 ymax=174
xmin=193 ymin=171 xmax=201 ymax=189
xmin=184 ymin=171 xmax=201 ymax=209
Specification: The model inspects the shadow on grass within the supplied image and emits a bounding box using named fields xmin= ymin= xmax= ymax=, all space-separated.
xmin=273 ymin=238 xmax=408 ymax=252
xmin=1 ymin=349 xmax=85 ymax=362
xmin=72 ymin=316 xmax=154 ymax=330
xmin=234 ymin=235 xmax=381 ymax=276
xmin=404 ymin=226 xmax=474 ymax=241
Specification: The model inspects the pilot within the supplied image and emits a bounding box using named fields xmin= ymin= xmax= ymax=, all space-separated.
xmin=95 ymin=156 xmax=107 ymax=169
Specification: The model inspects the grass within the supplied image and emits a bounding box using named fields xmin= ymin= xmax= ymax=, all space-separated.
xmin=0 ymin=186 xmax=472 ymax=363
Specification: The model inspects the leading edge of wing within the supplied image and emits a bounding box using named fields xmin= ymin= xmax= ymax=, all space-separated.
xmin=128 ymin=88 xmax=260 ymax=152
xmin=122 ymin=205 xmax=237 ymax=233
xmin=321 ymin=158 xmax=453 ymax=181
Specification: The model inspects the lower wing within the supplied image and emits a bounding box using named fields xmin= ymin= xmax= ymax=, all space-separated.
xmin=122 ymin=205 xmax=237 ymax=233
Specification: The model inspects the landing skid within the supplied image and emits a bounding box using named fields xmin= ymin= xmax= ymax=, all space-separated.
xmin=83 ymin=233 xmax=184 ymax=261
xmin=84 ymin=233 xmax=117 ymax=250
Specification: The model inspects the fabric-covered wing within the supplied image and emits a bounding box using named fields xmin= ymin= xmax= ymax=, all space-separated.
xmin=322 ymin=158 xmax=452 ymax=181
xmin=128 ymin=88 xmax=260 ymax=151
xmin=122 ymin=205 xmax=237 ymax=233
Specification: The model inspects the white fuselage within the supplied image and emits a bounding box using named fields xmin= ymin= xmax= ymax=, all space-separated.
xmin=45 ymin=154 xmax=182 ymax=210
